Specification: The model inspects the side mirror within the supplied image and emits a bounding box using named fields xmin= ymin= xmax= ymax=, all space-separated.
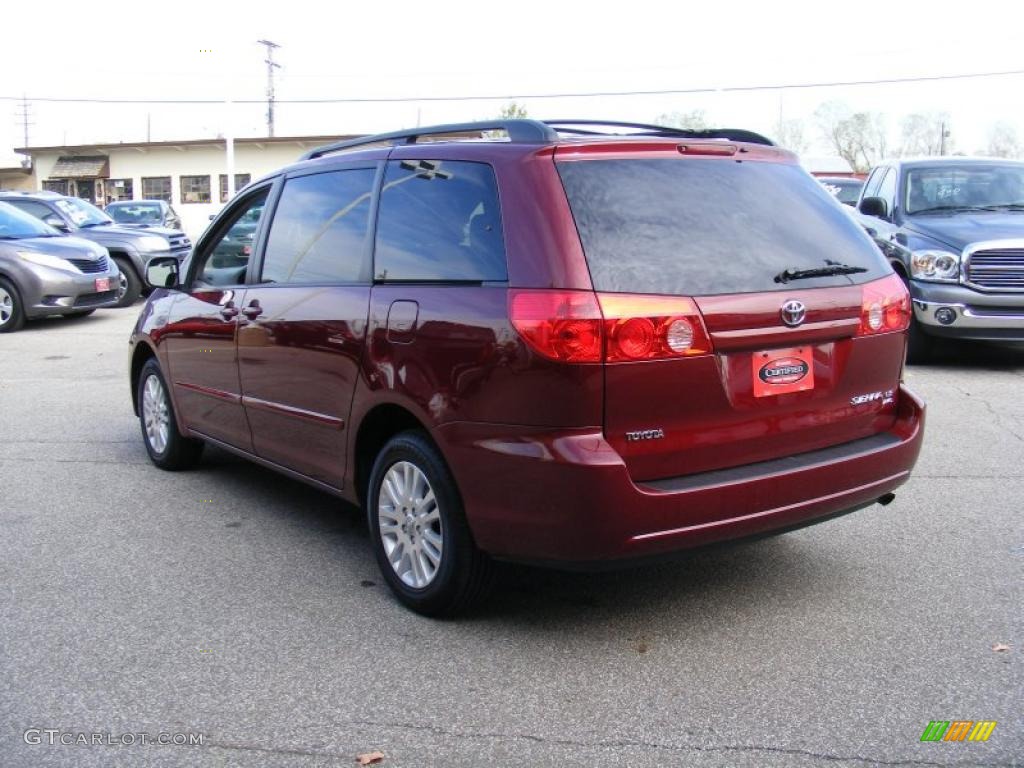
xmin=146 ymin=256 xmax=182 ymax=290
xmin=859 ymin=196 xmax=888 ymax=219
xmin=43 ymin=214 xmax=70 ymax=232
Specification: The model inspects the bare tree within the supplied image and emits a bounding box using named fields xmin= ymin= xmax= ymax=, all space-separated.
xmin=498 ymin=102 xmax=528 ymax=119
xmin=986 ymin=122 xmax=1021 ymax=158
xmin=815 ymin=101 xmax=888 ymax=173
xmin=898 ymin=112 xmax=951 ymax=156
xmin=773 ymin=118 xmax=808 ymax=155
xmin=655 ymin=109 xmax=708 ymax=130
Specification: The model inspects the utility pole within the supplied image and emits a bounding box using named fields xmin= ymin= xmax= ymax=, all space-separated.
xmin=939 ymin=121 xmax=951 ymax=155
xmin=257 ymin=39 xmax=281 ymax=137
xmin=15 ymin=94 xmax=33 ymax=167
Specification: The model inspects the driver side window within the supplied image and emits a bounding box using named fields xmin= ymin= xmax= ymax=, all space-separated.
xmin=193 ymin=190 xmax=269 ymax=288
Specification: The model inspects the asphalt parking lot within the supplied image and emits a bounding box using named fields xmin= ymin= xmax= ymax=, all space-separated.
xmin=1 ymin=308 xmax=1021 ymax=768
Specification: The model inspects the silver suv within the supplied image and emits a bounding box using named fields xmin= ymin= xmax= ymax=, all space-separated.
xmin=0 ymin=201 xmax=120 ymax=332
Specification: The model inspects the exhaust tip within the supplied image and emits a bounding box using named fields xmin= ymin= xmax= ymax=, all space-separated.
xmin=877 ymin=492 xmax=896 ymax=506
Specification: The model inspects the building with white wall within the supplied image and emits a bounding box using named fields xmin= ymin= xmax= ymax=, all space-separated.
xmin=15 ymin=135 xmax=356 ymax=238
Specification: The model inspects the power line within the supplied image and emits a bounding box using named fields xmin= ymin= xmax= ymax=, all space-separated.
xmin=1 ymin=68 xmax=1023 ymax=105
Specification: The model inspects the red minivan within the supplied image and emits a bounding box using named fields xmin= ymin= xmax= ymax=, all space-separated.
xmin=130 ymin=120 xmax=925 ymax=615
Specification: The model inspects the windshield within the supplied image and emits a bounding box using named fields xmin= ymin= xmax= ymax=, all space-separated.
xmin=557 ymin=158 xmax=889 ymax=295
xmin=107 ymin=203 xmax=162 ymax=224
xmin=821 ymin=179 xmax=863 ymax=204
xmin=55 ymin=197 xmax=112 ymax=227
xmin=0 ymin=201 xmax=60 ymax=238
xmin=905 ymin=164 xmax=1024 ymax=213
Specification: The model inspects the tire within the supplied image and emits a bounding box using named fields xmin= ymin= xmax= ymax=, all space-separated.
xmin=905 ymin=305 xmax=935 ymax=365
xmin=113 ymin=257 xmax=142 ymax=308
xmin=0 ymin=277 xmax=26 ymax=333
xmin=367 ymin=431 xmax=493 ymax=616
xmin=137 ymin=358 xmax=204 ymax=470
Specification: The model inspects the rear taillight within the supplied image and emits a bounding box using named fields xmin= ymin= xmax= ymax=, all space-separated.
xmin=509 ymin=290 xmax=712 ymax=363
xmin=598 ymin=293 xmax=712 ymax=361
xmin=859 ymin=274 xmax=911 ymax=335
xmin=508 ymin=290 xmax=603 ymax=362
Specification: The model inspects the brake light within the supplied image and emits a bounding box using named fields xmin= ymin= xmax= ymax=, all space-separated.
xmin=599 ymin=293 xmax=711 ymax=361
xmin=859 ymin=274 xmax=911 ymax=335
xmin=508 ymin=290 xmax=712 ymax=363
xmin=508 ymin=290 xmax=603 ymax=362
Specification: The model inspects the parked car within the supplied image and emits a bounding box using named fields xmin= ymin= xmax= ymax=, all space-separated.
xmin=817 ymin=176 xmax=864 ymax=206
xmin=105 ymin=199 xmax=183 ymax=231
xmin=855 ymin=157 xmax=1024 ymax=361
xmin=0 ymin=201 xmax=120 ymax=332
xmin=0 ymin=191 xmax=191 ymax=308
xmin=129 ymin=119 xmax=925 ymax=615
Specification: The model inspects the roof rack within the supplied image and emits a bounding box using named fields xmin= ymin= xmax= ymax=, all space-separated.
xmin=301 ymin=118 xmax=775 ymax=160
xmin=301 ymin=119 xmax=560 ymax=160
xmin=542 ymin=120 xmax=775 ymax=146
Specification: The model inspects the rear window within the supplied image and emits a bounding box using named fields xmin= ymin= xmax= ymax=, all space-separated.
xmin=557 ymin=158 xmax=889 ymax=296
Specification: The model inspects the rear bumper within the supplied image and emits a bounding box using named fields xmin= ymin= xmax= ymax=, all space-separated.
xmin=437 ymin=384 xmax=925 ymax=564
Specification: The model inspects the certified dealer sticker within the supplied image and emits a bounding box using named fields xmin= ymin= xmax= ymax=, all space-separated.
xmin=752 ymin=347 xmax=814 ymax=397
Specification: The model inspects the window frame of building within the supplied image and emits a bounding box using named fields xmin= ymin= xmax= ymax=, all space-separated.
xmin=107 ymin=178 xmax=134 ymax=203
xmin=219 ymin=173 xmax=252 ymax=203
xmin=180 ymin=175 xmax=212 ymax=204
xmin=141 ymin=176 xmax=172 ymax=203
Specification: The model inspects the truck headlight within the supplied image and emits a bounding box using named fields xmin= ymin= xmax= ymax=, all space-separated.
xmin=137 ymin=235 xmax=170 ymax=253
xmin=17 ymin=250 xmax=78 ymax=273
xmin=910 ymin=249 xmax=960 ymax=282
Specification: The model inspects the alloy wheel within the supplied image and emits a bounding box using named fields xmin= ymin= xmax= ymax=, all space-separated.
xmin=142 ymin=374 xmax=170 ymax=454
xmin=0 ymin=286 xmax=12 ymax=326
xmin=378 ymin=461 xmax=443 ymax=589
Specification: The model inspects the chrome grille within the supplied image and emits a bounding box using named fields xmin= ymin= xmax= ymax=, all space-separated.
xmin=967 ymin=248 xmax=1024 ymax=290
xmin=168 ymin=233 xmax=192 ymax=257
xmin=67 ymin=255 xmax=109 ymax=274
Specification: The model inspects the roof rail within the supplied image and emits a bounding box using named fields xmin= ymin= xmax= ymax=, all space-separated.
xmin=543 ymin=120 xmax=775 ymax=146
xmin=301 ymin=119 xmax=560 ymax=160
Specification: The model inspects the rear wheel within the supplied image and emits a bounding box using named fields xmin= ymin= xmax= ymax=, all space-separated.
xmin=0 ymin=277 xmax=26 ymax=333
xmin=137 ymin=358 xmax=204 ymax=470
xmin=113 ymin=257 xmax=142 ymax=307
xmin=367 ymin=431 xmax=493 ymax=616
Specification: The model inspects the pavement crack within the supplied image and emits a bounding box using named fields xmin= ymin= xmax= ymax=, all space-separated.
xmin=952 ymin=385 xmax=1024 ymax=443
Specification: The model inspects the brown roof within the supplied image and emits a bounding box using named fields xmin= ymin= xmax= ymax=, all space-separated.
xmin=16 ymin=134 xmax=362 ymax=155
xmin=50 ymin=155 xmax=110 ymax=178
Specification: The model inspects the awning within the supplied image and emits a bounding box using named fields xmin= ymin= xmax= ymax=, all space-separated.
xmin=49 ymin=155 xmax=109 ymax=179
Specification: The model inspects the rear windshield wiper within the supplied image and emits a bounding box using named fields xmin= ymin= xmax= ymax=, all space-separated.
xmin=774 ymin=264 xmax=867 ymax=283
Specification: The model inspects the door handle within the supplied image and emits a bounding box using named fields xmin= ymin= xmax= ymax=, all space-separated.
xmin=219 ymin=304 xmax=239 ymax=320
xmin=241 ymin=301 xmax=263 ymax=320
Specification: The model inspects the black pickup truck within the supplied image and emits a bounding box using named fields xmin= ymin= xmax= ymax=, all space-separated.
xmin=855 ymin=157 xmax=1024 ymax=361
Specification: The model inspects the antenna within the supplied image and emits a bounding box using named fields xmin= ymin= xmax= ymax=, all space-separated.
xmin=257 ymin=39 xmax=281 ymax=137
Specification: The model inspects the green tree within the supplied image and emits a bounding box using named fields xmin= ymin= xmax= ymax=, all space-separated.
xmin=498 ymin=102 xmax=528 ymax=119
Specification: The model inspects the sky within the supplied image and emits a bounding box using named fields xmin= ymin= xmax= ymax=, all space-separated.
xmin=2 ymin=0 xmax=1023 ymax=166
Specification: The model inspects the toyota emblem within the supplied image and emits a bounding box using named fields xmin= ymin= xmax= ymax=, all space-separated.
xmin=781 ymin=300 xmax=806 ymax=327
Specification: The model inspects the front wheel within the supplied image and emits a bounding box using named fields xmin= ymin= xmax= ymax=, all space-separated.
xmin=113 ymin=258 xmax=142 ymax=308
xmin=905 ymin=311 xmax=935 ymax=365
xmin=0 ymin=277 xmax=26 ymax=333
xmin=137 ymin=358 xmax=204 ymax=470
xmin=367 ymin=431 xmax=493 ymax=616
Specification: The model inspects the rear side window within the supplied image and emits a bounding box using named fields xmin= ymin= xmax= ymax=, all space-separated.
xmin=557 ymin=158 xmax=890 ymax=296
xmin=262 ymin=169 xmax=375 ymax=284
xmin=375 ymin=160 xmax=507 ymax=282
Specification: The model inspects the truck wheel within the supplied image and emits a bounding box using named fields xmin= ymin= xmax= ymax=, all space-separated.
xmin=367 ymin=431 xmax=494 ymax=616
xmin=0 ymin=277 xmax=26 ymax=333
xmin=113 ymin=257 xmax=142 ymax=307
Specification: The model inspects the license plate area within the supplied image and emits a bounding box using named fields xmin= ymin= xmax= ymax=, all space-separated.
xmin=752 ymin=346 xmax=814 ymax=397
xmin=94 ymin=277 xmax=111 ymax=292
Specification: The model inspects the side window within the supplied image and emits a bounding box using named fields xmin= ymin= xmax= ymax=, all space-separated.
xmin=7 ymin=200 xmax=56 ymax=221
xmin=877 ymin=169 xmax=897 ymax=213
xmin=862 ymin=168 xmax=884 ymax=199
xmin=194 ymin=190 xmax=270 ymax=287
xmin=260 ymin=168 xmax=375 ymax=284
xmin=375 ymin=160 xmax=507 ymax=282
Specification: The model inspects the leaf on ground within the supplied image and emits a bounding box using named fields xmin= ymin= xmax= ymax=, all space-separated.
xmin=356 ymin=750 xmax=385 ymax=765
xmin=991 ymin=643 xmax=1010 ymax=652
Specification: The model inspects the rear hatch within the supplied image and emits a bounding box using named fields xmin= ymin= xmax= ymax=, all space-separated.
xmin=555 ymin=144 xmax=908 ymax=482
